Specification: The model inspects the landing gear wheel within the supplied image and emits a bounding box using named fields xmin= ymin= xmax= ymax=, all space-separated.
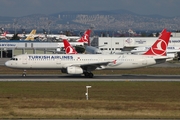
xmin=84 ymin=72 xmax=94 ymax=78
xmin=22 ymin=69 xmax=27 ymax=77
xmin=22 ymin=73 xmax=26 ymax=77
xmin=88 ymin=73 xmax=94 ymax=78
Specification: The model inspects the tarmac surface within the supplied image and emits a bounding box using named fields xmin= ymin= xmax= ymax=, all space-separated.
xmin=0 ymin=74 xmax=180 ymax=81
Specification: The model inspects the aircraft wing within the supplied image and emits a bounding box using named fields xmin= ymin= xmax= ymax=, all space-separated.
xmin=79 ymin=61 xmax=111 ymax=67
xmin=63 ymin=61 xmax=113 ymax=70
xmin=152 ymin=56 xmax=170 ymax=64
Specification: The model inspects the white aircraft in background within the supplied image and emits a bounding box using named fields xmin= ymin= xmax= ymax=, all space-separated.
xmin=63 ymin=39 xmax=103 ymax=54
xmin=76 ymin=29 xmax=104 ymax=54
xmin=46 ymin=34 xmax=79 ymax=41
xmin=0 ymin=29 xmax=37 ymax=40
xmin=24 ymin=29 xmax=37 ymax=41
xmin=131 ymin=46 xmax=180 ymax=59
xmin=76 ymin=29 xmax=91 ymax=44
xmin=59 ymin=29 xmax=92 ymax=53
xmin=63 ymin=29 xmax=103 ymax=54
xmin=0 ymin=31 xmax=16 ymax=39
xmin=0 ymin=32 xmax=7 ymax=39
xmin=5 ymin=29 xmax=171 ymax=78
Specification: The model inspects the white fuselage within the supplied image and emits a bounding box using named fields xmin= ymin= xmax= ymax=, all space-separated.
xmin=5 ymin=54 xmax=167 ymax=70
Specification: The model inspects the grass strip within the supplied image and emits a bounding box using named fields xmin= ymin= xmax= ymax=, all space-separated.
xmin=0 ymin=81 xmax=179 ymax=118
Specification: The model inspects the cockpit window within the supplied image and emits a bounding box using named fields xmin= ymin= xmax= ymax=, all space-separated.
xmin=10 ymin=58 xmax=18 ymax=61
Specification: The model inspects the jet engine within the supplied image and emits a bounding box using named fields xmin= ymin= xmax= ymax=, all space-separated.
xmin=67 ymin=66 xmax=83 ymax=74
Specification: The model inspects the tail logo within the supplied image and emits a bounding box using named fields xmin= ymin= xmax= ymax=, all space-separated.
xmin=65 ymin=46 xmax=75 ymax=54
xmin=82 ymin=34 xmax=89 ymax=42
xmin=151 ymin=39 xmax=167 ymax=56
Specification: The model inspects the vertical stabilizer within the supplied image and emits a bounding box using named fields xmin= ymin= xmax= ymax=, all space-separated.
xmin=63 ymin=39 xmax=78 ymax=54
xmin=25 ymin=29 xmax=36 ymax=41
xmin=77 ymin=29 xmax=91 ymax=45
xmin=143 ymin=29 xmax=171 ymax=56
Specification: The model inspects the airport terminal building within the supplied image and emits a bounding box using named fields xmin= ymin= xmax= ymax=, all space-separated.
xmin=91 ymin=36 xmax=180 ymax=54
xmin=0 ymin=40 xmax=84 ymax=58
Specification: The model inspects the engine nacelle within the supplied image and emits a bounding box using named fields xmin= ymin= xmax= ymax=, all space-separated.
xmin=67 ymin=66 xmax=83 ymax=74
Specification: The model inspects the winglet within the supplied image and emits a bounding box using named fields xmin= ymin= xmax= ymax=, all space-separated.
xmin=143 ymin=29 xmax=171 ymax=56
xmin=63 ymin=39 xmax=78 ymax=54
xmin=77 ymin=29 xmax=91 ymax=45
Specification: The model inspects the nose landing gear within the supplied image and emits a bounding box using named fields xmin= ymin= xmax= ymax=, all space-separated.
xmin=22 ymin=69 xmax=26 ymax=77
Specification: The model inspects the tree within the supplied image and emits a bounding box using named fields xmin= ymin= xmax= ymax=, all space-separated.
xmin=10 ymin=33 xmax=20 ymax=40
xmin=155 ymin=32 xmax=160 ymax=37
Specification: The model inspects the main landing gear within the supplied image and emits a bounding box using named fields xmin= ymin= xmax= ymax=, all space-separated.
xmin=22 ymin=69 xmax=27 ymax=77
xmin=84 ymin=72 xmax=94 ymax=78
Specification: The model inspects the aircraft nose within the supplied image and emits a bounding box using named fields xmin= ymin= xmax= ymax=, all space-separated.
xmin=5 ymin=61 xmax=10 ymax=67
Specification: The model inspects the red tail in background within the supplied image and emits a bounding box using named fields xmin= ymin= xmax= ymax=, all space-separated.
xmin=2 ymin=32 xmax=7 ymax=36
xmin=63 ymin=39 xmax=78 ymax=54
xmin=143 ymin=29 xmax=171 ymax=56
xmin=77 ymin=29 xmax=91 ymax=45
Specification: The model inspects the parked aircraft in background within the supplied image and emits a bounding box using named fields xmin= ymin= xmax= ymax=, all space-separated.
xmin=63 ymin=29 xmax=103 ymax=54
xmin=24 ymin=29 xmax=36 ymax=41
xmin=0 ymin=32 xmax=7 ymax=39
xmin=47 ymin=34 xmax=80 ymax=41
xmin=62 ymin=29 xmax=92 ymax=54
xmin=131 ymin=45 xmax=180 ymax=60
xmin=5 ymin=29 xmax=171 ymax=78
xmin=63 ymin=39 xmax=102 ymax=54
xmin=0 ymin=31 xmax=16 ymax=39
xmin=76 ymin=29 xmax=91 ymax=44
xmin=0 ymin=29 xmax=37 ymax=40
xmin=35 ymin=31 xmax=87 ymax=53
xmin=35 ymin=29 xmax=90 ymax=42
xmin=76 ymin=29 xmax=104 ymax=54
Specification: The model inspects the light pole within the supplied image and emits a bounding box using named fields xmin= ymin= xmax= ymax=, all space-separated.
xmin=47 ymin=21 xmax=51 ymax=35
xmin=13 ymin=19 xmax=18 ymax=35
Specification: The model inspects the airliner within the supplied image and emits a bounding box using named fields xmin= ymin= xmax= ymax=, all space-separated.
xmin=63 ymin=39 xmax=103 ymax=54
xmin=0 ymin=32 xmax=7 ymax=39
xmin=131 ymin=46 xmax=180 ymax=59
xmin=5 ymin=29 xmax=171 ymax=78
xmin=76 ymin=29 xmax=91 ymax=45
xmin=76 ymin=29 xmax=104 ymax=54
xmin=60 ymin=29 xmax=92 ymax=54
xmin=47 ymin=34 xmax=79 ymax=41
xmin=0 ymin=30 xmax=37 ymax=40
xmin=24 ymin=29 xmax=36 ymax=41
xmin=63 ymin=30 xmax=103 ymax=54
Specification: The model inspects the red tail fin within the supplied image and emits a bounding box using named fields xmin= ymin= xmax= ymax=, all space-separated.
xmin=63 ymin=39 xmax=78 ymax=54
xmin=143 ymin=29 xmax=171 ymax=56
xmin=77 ymin=29 xmax=91 ymax=45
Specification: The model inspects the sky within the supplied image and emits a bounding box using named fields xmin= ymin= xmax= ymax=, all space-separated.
xmin=0 ymin=0 xmax=179 ymax=17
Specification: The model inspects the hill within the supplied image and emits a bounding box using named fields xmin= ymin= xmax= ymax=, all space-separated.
xmin=0 ymin=9 xmax=180 ymax=31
